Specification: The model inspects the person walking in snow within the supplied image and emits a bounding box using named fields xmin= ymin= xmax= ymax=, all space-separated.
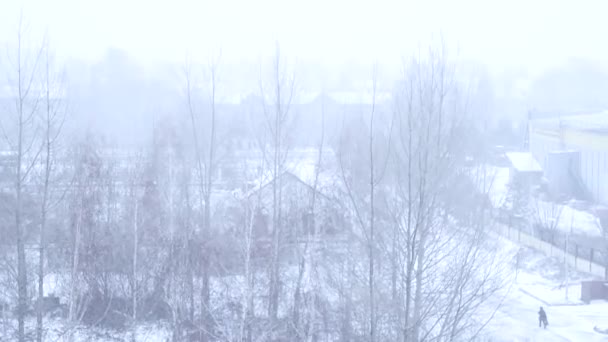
xmin=538 ymin=306 xmax=548 ymax=329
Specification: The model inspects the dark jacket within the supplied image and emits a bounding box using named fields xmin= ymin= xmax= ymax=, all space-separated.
xmin=539 ymin=308 xmax=547 ymax=322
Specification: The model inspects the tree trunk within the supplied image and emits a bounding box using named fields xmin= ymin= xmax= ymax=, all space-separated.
xmin=68 ymin=203 xmax=83 ymax=342
xmin=201 ymin=198 xmax=211 ymax=342
xmin=15 ymin=23 xmax=29 ymax=341
xmin=37 ymin=153 xmax=49 ymax=342
xmin=268 ymin=110 xmax=281 ymax=322
xmin=132 ymin=200 xmax=139 ymax=342
xmin=413 ymin=212 xmax=428 ymax=342
xmin=16 ymin=188 xmax=27 ymax=342
xmin=37 ymin=42 xmax=55 ymax=342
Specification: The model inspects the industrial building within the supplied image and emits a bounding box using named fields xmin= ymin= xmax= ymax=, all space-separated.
xmin=528 ymin=111 xmax=608 ymax=204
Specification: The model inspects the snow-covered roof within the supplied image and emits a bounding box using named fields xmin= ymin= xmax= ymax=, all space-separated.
xmin=327 ymin=91 xmax=391 ymax=105
xmin=294 ymin=91 xmax=323 ymax=105
xmin=218 ymin=91 xmax=392 ymax=107
xmin=505 ymin=152 xmax=542 ymax=173
xmin=242 ymin=148 xmax=341 ymax=201
xmin=217 ymin=93 xmax=247 ymax=105
xmin=0 ymin=150 xmax=17 ymax=157
xmin=532 ymin=111 xmax=608 ymax=134
xmin=0 ymin=85 xmax=65 ymax=100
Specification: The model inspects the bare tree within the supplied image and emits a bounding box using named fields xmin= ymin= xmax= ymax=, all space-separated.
xmin=239 ymin=174 xmax=264 ymax=342
xmin=291 ymin=92 xmax=327 ymax=341
xmin=1 ymin=15 xmax=45 ymax=342
xmin=184 ymin=52 xmax=221 ymax=341
xmin=391 ymin=46 xmax=452 ymax=341
xmin=125 ymin=156 xmax=144 ymax=342
xmin=131 ymin=198 xmax=139 ymax=342
xmin=387 ymin=44 xmax=509 ymax=342
xmin=36 ymin=36 xmax=66 ymax=342
xmin=63 ymin=136 xmax=105 ymax=342
xmin=533 ymin=197 xmax=563 ymax=243
xmin=337 ymin=65 xmax=392 ymax=342
xmin=148 ymin=120 xmax=188 ymax=340
xmin=212 ymin=150 xmax=269 ymax=342
xmin=66 ymin=195 xmax=82 ymax=342
xmin=258 ymin=42 xmax=296 ymax=324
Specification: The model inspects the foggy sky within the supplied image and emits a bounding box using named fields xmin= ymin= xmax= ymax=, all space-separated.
xmin=2 ymin=0 xmax=608 ymax=75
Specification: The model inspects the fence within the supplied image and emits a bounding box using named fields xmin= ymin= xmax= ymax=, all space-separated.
xmin=493 ymin=223 xmax=607 ymax=279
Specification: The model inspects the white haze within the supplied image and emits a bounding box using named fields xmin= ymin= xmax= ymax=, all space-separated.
xmin=2 ymin=0 xmax=608 ymax=69
xmin=1 ymin=1 xmax=608 ymax=341
xmin=1 ymin=0 xmax=608 ymax=144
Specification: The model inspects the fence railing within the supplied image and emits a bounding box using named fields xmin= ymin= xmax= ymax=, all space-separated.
xmin=493 ymin=223 xmax=607 ymax=279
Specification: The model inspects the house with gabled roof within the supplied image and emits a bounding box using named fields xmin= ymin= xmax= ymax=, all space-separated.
xmin=246 ymin=170 xmax=346 ymax=242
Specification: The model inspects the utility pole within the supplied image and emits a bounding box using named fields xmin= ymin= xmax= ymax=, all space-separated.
xmin=565 ymin=212 xmax=574 ymax=301
xmin=564 ymin=236 xmax=568 ymax=301
xmin=523 ymin=110 xmax=531 ymax=150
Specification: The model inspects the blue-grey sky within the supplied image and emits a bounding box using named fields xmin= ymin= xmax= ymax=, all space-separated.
xmin=1 ymin=0 xmax=607 ymax=75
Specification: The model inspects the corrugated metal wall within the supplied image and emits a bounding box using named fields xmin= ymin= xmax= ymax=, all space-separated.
xmin=529 ymin=123 xmax=608 ymax=204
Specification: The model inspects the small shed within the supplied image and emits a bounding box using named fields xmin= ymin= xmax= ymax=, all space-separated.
xmin=545 ymin=150 xmax=581 ymax=198
xmin=505 ymin=152 xmax=543 ymax=187
xmin=581 ymin=280 xmax=608 ymax=303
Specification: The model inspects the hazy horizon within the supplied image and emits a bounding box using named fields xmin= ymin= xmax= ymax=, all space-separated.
xmin=2 ymin=0 xmax=608 ymax=76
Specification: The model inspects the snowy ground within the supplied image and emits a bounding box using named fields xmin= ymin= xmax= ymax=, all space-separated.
xmin=471 ymin=164 xmax=603 ymax=237
xmin=483 ymin=289 xmax=608 ymax=341
xmin=0 ymin=318 xmax=172 ymax=342
xmin=8 ymin=240 xmax=607 ymax=341
xmin=470 ymin=165 xmax=510 ymax=208
xmin=5 ymin=240 xmax=607 ymax=341
xmin=468 ymin=162 xmax=608 ymax=340
xmin=533 ymin=199 xmax=603 ymax=237
xmin=482 ymin=239 xmax=608 ymax=341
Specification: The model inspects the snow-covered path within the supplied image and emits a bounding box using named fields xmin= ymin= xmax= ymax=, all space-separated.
xmin=485 ymin=285 xmax=608 ymax=341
